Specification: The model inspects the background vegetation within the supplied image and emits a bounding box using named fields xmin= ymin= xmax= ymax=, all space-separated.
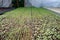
xmin=12 ymin=0 xmax=24 ymax=8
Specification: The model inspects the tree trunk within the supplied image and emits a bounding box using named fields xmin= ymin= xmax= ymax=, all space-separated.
xmin=16 ymin=0 xmax=19 ymax=7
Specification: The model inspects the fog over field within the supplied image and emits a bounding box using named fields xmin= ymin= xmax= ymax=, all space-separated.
xmin=29 ymin=0 xmax=60 ymax=7
xmin=0 ymin=0 xmax=60 ymax=7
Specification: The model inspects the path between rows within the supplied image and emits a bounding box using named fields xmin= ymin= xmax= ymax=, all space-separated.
xmin=0 ymin=8 xmax=14 ymax=14
xmin=46 ymin=8 xmax=60 ymax=14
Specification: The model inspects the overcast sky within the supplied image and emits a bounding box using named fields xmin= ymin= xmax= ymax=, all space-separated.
xmin=29 ymin=0 xmax=60 ymax=7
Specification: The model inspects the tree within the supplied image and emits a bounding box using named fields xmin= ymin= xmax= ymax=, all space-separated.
xmin=12 ymin=0 xmax=24 ymax=8
xmin=16 ymin=0 xmax=19 ymax=7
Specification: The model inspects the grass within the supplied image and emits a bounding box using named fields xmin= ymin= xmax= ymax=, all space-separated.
xmin=0 ymin=7 xmax=60 ymax=40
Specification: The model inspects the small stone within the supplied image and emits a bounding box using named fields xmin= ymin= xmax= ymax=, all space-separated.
xmin=35 ymin=27 xmax=38 ymax=29
xmin=35 ymin=31 xmax=38 ymax=33
xmin=34 ymin=34 xmax=37 ymax=36
xmin=37 ymin=28 xmax=40 ymax=30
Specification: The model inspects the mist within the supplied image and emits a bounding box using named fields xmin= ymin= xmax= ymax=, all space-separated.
xmin=29 ymin=0 xmax=60 ymax=7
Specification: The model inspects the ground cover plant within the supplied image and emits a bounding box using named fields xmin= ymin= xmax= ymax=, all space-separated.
xmin=0 ymin=7 xmax=60 ymax=40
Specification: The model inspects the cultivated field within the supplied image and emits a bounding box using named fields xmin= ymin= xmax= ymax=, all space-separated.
xmin=0 ymin=8 xmax=60 ymax=40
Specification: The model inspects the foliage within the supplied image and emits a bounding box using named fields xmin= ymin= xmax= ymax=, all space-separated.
xmin=12 ymin=0 xmax=24 ymax=8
